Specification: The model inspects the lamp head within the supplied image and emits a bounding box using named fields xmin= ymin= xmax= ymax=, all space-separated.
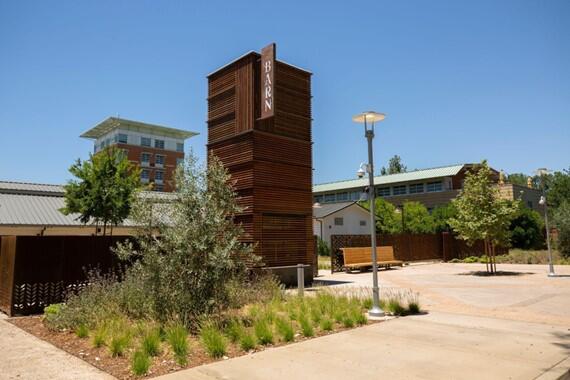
xmin=352 ymin=111 xmax=386 ymax=124
xmin=539 ymin=196 xmax=546 ymax=206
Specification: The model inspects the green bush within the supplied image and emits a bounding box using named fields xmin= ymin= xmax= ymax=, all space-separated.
xmin=509 ymin=206 xmax=545 ymax=249
xmin=317 ymin=238 xmax=331 ymax=257
xmin=200 ymin=325 xmax=227 ymax=358
xmin=75 ymin=324 xmax=89 ymax=338
xmin=298 ymin=314 xmax=314 ymax=337
xmin=554 ymin=201 xmax=570 ymax=258
xmin=387 ymin=299 xmax=406 ymax=316
xmin=342 ymin=315 xmax=355 ymax=328
xmin=109 ymin=333 xmax=130 ymax=357
xmin=350 ymin=308 xmax=367 ymax=325
xmin=254 ymin=319 xmax=273 ymax=345
xmin=225 ymin=319 xmax=244 ymax=343
xmin=166 ymin=323 xmax=189 ymax=366
xmin=92 ymin=324 xmax=107 ymax=348
xmin=275 ymin=317 xmax=294 ymax=342
xmin=408 ymin=302 xmax=421 ymax=314
xmin=131 ymin=350 xmax=151 ymax=376
xmin=142 ymin=329 xmax=161 ymax=357
xmin=239 ymin=331 xmax=256 ymax=351
xmin=319 ymin=317 xmax=333 ymax=331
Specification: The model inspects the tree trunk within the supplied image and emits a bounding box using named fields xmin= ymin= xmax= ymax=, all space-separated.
xmin=491 ymin=242 xmax=497 ymax=274
xmin=484 ymin=238 xmax=490 ymax=273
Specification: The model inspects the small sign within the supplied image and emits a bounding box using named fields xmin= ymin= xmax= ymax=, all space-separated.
xmin=260 ymin=43 xmax=276 ymax=119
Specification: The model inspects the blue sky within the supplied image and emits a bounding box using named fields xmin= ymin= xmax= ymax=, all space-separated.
xmin=0 ymin=0 xmax=568 ymax=185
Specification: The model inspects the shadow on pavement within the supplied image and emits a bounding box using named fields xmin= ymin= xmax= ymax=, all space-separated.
xmin=456 ymin=271 xmax=533 ymax=277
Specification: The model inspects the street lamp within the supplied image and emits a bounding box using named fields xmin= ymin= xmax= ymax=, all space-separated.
xmin=353 ymin=111 xmax=386 ymax=318
xmin=537 ymin=168 xmax=555 ymax=277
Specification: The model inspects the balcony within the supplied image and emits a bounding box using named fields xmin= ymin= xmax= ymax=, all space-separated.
xmin=154 ymin=179 xmax=164 ymax=185
xmin=155 ymin=163 xmax=164 ymax=169
xmin=141 ymin=161 xmax=150 ymax=167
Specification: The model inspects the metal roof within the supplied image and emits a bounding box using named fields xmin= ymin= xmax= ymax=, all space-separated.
xmin=313 ymin=164 xmax=466 ymax=193
xmin=313 ymin=201 xmax=369 ymax=219
xmin=0 ymin=181 xmax=176 ymax=227
xmin=0 ymin=181 xmax=64 ymax=196
xmin=80 ymin=117 xmax=198 ymax=140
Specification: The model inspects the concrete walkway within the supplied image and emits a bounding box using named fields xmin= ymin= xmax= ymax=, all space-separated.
xmin=155 ymin=311 xmax=570 ymax=380
xmin=0 ymin=314 xmax=114 ymax=380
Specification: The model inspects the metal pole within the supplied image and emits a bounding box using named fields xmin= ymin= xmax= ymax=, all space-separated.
xmin=543 ymin=196 xmax=555 ymax=277
xmin=365 ymin=120 xmax=384 ymax=318
xmin=297 ymin=264 xmax=305 ymax=296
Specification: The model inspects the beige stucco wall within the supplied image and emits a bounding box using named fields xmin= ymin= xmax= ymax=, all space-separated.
xmin=313 ymin=205 xmax=371 ymax=245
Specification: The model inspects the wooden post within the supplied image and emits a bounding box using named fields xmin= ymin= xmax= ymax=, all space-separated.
xmin=0 ymin=236 xmax=17 ymax=316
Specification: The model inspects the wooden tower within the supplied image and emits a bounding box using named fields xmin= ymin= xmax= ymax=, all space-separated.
xmin=207 ymin=44 xmax=314 ymax=280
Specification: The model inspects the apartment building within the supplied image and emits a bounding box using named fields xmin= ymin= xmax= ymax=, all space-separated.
xmin=81 ymin=117 xmax=198 ymax=192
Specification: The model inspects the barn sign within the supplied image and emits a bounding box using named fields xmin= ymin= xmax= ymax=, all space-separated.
xmin=260 ymin=43 xmax=276 ymax=119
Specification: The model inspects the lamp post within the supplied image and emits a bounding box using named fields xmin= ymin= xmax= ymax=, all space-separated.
xmin=353 ymin=111 xmax=386 ymax=318
xmin=537 ymin=168 xmax=555 ymax=277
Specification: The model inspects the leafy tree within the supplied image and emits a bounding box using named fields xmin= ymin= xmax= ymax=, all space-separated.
xmin=317 ymin=237 xmax=331 ymax=257
xmin=380 ymin=155 xmax=407 ymax=175
xmin=115 ymin=153 xmax=258 ymax=327
xmin=61 ymin=147 xmax=140 ymax=235
xmin=401 ymin=201 xmax=435 ymax=234
xmin=431 ymin=203 xmax=457 ymax=233
xmin=360 ymin=198 xmax=401 ymax=234
xmin=553 ymin=201 xmax=570 ymax=258
xmin=509 ymin=205 xmax=545 ymax=249
xmin=506 ymin=173 xmax=530 ymax=187
xmin=449 ymin=161 xmax=519 ymax=274
xmin=544 ymin=168 xmax=570 ymax=211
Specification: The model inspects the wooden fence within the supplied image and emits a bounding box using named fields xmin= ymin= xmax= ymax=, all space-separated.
xmin=0 ymin=235 xmax=129 ymax=316
xmin=330 ymin=233 xmax=507 ymax=273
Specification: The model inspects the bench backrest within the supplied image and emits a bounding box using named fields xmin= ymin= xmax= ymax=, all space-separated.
xmin=341 ymin=246 xmax=395 ymax=265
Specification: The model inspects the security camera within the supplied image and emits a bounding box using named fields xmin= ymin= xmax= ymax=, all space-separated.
xmin=356 ymin=167 xmax=366 ymax=178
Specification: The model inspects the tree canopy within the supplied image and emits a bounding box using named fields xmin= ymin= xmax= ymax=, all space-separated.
xmin=61 ymin=147 xmax=141 ymax=235
xmin=380 ymin=155 xmax=407 ymax=175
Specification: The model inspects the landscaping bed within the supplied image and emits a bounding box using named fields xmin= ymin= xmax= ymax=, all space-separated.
xmin=9 ymin=289 xmax=420 ymax=379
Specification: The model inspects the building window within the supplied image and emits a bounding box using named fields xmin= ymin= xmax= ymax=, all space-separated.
xmin=118 ymin=133 xmax=128 ymax=144
xmin=336 ymin=192 xmax=348 ymax=201
xmin=360 ymin=220 xmax=366 ymax=226
xmin=154 ymin=139 xmax=165 ymax=149
xmin=155 ymin=154 xmax=165 ymax=166
xmin=141 ymin=169 xmax=150 ymax=181
xmin=141 ymin=137 xmax=151 ymax=147
xmin=314 ymin=195 xmax=324 ymax=203
xmin=527 ymin=201 xmax=533 ymax=208
xmin=393 ymin=185 xmax=407 ymax=195
xmin=427 ymin=181 xmax=443 ymax=192
xmin=350 ymin=191 xmax=360 ymax=201
xmin=334 ymin=217 xmax=344 ymax=226
xmin=155 ymin=170 xmax=164 ymax=180
xmin=409 ymin=183 xmax=424 ymax=194
xmin=141 ymin=152 xmax=151 ymax=164
xmin=176 ymin=142 xmax=184 ymax=152
xmin=154 ymin=184 xmax=164 ymax=192
xmin=324 ymin=194 xmax=336 ymax=203
xmin=376 ymin=187 xmax=391 ymax=197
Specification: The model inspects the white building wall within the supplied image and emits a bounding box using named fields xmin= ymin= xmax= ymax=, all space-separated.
xmin=313 ymin=205 xmax=371 ymax=246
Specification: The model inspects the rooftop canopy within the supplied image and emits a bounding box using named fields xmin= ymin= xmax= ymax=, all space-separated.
xmin=80 ymin=117 xmax=198 ymax=140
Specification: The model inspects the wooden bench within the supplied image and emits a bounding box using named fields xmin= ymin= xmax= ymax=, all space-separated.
xmin=341 ymin=246 xmax=403 ymax=272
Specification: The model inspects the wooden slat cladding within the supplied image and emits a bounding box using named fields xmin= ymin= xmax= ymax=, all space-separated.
xmin=207 ymin=50 xmax=313 ymax=270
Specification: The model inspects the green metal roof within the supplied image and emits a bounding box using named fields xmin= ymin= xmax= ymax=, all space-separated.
xmin=313 ymin=164 xmax=466 ymax=193
xmin=80 ymin=117 xmax=198 ymax=140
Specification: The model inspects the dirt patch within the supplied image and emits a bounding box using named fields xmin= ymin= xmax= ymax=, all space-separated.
xmin=9 ymin=316 xmax=381 ymax=379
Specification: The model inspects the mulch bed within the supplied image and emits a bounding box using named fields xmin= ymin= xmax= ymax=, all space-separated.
xmin=9 ymin=316 xmax=380 ymax=379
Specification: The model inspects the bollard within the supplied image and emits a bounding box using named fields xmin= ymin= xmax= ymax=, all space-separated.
xmin=297 ymin=264 xmax=304 ymax=297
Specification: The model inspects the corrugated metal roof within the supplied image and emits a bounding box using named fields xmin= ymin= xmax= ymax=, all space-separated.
xmin=0 ymin=193 xmax=84 ymax=226
xmin=313 ymin=164 xmax=466 ymax=193
xmin=0 ymin=181 xmax=64 ymax=195
xmin=313 ymin=201 xmax=369 ymax=219
xmin=80 ymin=117 xmax=198 ymax=140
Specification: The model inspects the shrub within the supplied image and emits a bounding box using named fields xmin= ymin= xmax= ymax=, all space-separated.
xmin=350 ymin=308 xmax=367 ymax=325
xmin=275 ymin=317 xmax=294 ymax=342
xmin=298 ymin=314 xmax=314 ymax=337
xmin=509 ymin=207 xmax=545 ymax=249
xmin=92 ymin=324 xmax=107 ymax=348
xmin=225 ymin=319 xmax=244 ymax=343
xmin=239 ymin=331 xmax=256 ymax=351
xmin=75 ymin=324 xmax=89 ymax=338
xmin=166 ymin=323 xmax=189 ymax=366
xmin=109 ymin=333 xmax=130 ymax=357
xmin=200 ymin=325 xmax=227 ymax=358
xmin=114 ymin=154 xmax=258 ymax=328
xmin=310 ymin=307 xmax=322 ymax=324
xmin=254 ymin=318 xmax=273 ymax=345
xmin=408 ymin=302 xmax=421 ymax=314
xmin=319 ymin=317 xmax=333 ymax=331
xmin=387 ymin=299 xmax=406 ymax=316
xmin=142 ymin=329 xmax=161 ymax=357
xmin=317 ymin=238 xmax=331 ymax=257
xmin=361 ymin=298 xmax=372 ymax=310
xmin=342 ymin=315 xmax=355 ymax=328
xmin=554 ymin=201 xmax=570 ymax=258
xmin=131 ymin=350 xmax=151 ymax=376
